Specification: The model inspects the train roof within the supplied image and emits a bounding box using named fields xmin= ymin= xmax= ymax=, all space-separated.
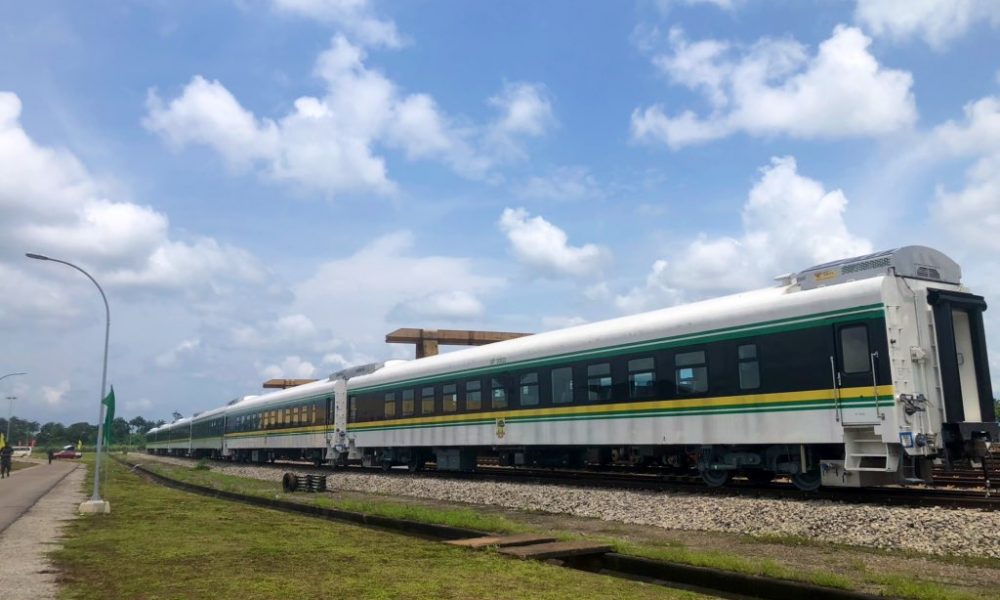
xmin=224 ymin=377 xmax=338 ymax=414
xmin=796 ymin=245 xmax=960 ymax=290
xmin=348 ymin=274 xmax=895 ymax=391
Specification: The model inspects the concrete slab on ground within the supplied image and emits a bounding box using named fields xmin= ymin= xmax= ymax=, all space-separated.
xmin=498 ymin=541 xmax=612 ymax=560
xmin=446 ymin=534 xmax=557 ymax=548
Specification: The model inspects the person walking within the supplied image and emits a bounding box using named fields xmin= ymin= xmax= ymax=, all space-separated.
xmin=47 ymin=448 xmax=54 ymax=464
xmin=0 ymin=443 xmax=12 ymax=478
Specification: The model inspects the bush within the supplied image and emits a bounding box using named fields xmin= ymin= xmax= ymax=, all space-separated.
xmin=193 ymin=458 xmax=211 ymax=471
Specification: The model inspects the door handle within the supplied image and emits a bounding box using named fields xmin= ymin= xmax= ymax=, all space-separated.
xmin=836 ymin=372 xmax=842 ymax=387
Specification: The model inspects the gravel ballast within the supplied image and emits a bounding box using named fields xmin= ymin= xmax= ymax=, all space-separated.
xmin=140 ymin=455 xmax=1000 ymax=559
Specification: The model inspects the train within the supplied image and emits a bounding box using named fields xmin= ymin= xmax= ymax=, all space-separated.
xmin=147 ymin=246 xmax=998 ymax=491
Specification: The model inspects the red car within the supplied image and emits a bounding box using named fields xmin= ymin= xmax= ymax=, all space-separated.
xmin=53 ymin=445 xmax=82 ymax=459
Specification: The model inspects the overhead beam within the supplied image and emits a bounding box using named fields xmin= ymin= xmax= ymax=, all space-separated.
xmin=262 ymin=378 xmax=318 ymax=389
xmin=386 ymin=328 xmax=532 ymax=358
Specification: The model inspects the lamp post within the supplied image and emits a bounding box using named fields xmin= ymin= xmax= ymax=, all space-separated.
xmin=27 ymin=253 xmax=111 ymax=513
xmin=0 ymin=373 xmax=25 ymax=445
xmin=5 ymin=396 xmax=16 ymax=442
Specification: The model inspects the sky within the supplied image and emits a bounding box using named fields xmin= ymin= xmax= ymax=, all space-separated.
xmin=1 ymin=0 xmax=999 ymax=426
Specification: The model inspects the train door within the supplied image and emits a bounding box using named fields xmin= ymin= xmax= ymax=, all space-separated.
xmin=834 ymin=322 xmax=880 ymax=424
xmin=927 ymin=289 xmax=995 ymax=426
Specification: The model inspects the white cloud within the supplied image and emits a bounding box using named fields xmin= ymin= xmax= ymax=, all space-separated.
xmin=155 ymin=339 xmax=201 ymax=368
xmin=260 ymin=355 xmax=317 ymax=379
xmin=656 ymin=0 xmax=741 ymax=12
xmin=540 ymin=315 xmax=588 ymax=330
xmin=515 ymin=166 xmax=602 ymax=201
xmin=293 ymin=231 xmax=504 ymax=345
xmin=498 ymin=208 xmax=610 ymax=279
xmin=488 ymin=82 xmax=555 ymax=152
xmin=0 ymin=91 xmax=267 ymax=318
xmin=266 ymin=0 xmax=402 ymax=48
xmin=934 ymin=155 xmax=1000 ymax=250
xmin=928 ymin=96 xmax=1000 ymax=252
xmin=123 ymin=397 xmax=154 ymax=413
xmin=632 ymin=26 xmax=916 ymax=149
xmin=616 ymin=156 xmax=871 ymax=312
xmin=40 ymin=381 xmax=71 ymax=407
xmin=389 ymin=290 xmax=486 ymax=322
xmin=145 ymin=37 xmax=552 ymax=195
xmin=854 ymin=0 xmax=1000 ymax=49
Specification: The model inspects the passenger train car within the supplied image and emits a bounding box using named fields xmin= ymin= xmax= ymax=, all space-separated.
xmin=147 ymin=247 xmax=997 ymax=490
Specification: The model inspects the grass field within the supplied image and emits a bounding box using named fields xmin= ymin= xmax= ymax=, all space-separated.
xmin=52 ymin=458 xmax=704 ymax=600
xmin=137 ymin=458 xmax=999 ymax=600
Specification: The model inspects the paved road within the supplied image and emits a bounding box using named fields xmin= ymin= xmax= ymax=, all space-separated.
xmin=0 ymin=461 xmax=79 ymax=534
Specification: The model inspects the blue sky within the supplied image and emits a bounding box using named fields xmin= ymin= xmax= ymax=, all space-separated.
xmin=1 ymin=0 xmax=998 ymax=426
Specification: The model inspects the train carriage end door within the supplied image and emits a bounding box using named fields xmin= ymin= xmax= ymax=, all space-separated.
xmin=834 ymin=323 xmax=880 ymax=425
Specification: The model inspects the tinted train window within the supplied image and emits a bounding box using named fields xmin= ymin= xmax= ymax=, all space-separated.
xmin=384 ymin=393 xmax=396 ymax=419
xmin=840 ymin=325 xmax=870 ymax=373
xmin=443 ymin=384 xmax=458 ymax=412
xmin=491 ymin=378 xmax=508 ymax=409
xmin=587 ymin=363 xmax=613 ymax=402
xmin=551 ymin=367 xmax=573 ymax=404
xmin=519 ymin=373 xmax=540 ymax=406
xmin=738 ymin=344 xmax=760 ymax=390
xmin=676 ymin=350 xmax=708 ymax=394
xmin=466 ymin=380 xmax=482 ymax=411
xmin=628 ymin=357 xmax=656 ymax=399
xmin=421 ymin=386 xmax=435 ymax=415
xmin=402 ymin=389 xmax=414 ymax=417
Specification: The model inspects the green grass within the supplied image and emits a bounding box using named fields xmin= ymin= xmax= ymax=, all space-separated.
xmin=54 ymin=458 xmax=700 ymax=600
xmin=135 ymin=459 xmax=1000 ymax=600
xmin=610 ymin=540 xmax=853 ymax=589
xmin=862 ymin=573 xmax=984 ymax=600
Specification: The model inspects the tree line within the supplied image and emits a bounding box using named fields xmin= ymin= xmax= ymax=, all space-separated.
xmin=0 ymin=415 xmax=165 ymax=449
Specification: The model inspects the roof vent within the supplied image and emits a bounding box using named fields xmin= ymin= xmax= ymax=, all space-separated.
xmin=795 ymin=246 xmax=960 ymax=291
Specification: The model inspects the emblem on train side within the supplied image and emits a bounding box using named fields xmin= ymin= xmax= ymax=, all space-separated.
xmin=814 ymin=270 xmax=837 ymax=281
xmin=495 ymin=417 xmax=506 ymax=439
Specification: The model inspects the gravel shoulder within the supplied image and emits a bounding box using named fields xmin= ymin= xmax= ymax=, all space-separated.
xmin=138 ymin=454 xmax=1000 ymax=599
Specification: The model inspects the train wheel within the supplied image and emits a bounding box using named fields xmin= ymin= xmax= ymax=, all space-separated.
xmin=792 ymin=470 xmax=821 ymax=492
xmin=701 ymin=469 xmax=731 ymax=487
xmin=407 ymin=456 xmax=425 ymax=473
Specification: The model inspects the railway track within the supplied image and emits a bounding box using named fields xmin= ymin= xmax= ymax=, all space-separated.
xmin=150 ymin=453 xmax=1000 ymax=511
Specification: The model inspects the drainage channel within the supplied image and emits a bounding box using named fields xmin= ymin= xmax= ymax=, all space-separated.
xmin=116 ymin=458 xmax=887 ymax=600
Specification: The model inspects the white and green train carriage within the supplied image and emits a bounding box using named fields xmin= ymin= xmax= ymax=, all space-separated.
xmin=336 ymin=246 xmax=997 ymax=490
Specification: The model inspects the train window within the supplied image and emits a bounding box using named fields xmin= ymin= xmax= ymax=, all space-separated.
xmin=587 ymin=363 xmax=613 ymax=402
xmin=519 ymin=373 xmax=540 ymax=406
xmin=738 ymin=344 xmax=760 ymax=390
xmin=421 ymin=386 xmax=435 ymax=415
xmin=676 ymin=351 xmax=708 ymax=394
xmin=491 ymin=377 xmax=508 ymax=409
xmin=443 ymin=384 xmax=458 ymax=412
xmin=840 ymin=325 xmax=870 ymax=373
xmin=402 ymin=389 xmax=414 ymax=417
xmin=628 ymin=357 xmax=656 ymax=399
xmin=349 ymin=396 xmax=357 ymax=422
xmin=551 ymin=367 xmax=573 ymax=404
xmin=466 ymin=380 xmax=482 ymax=411
xmin=384 ymin=392 xmax=397 ymax=419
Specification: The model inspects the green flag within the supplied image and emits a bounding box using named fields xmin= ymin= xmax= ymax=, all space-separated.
xmin=102 ymin=386 xmax=115 ymax=445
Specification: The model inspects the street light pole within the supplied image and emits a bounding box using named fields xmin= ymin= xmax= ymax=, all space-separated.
xmin=5 ymin=396 xmax=16 ymax=442
xmin=27 ymin=253 xmax=111 ymax=513
xmin=0 ymin=373 xmax=26 ymax=445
